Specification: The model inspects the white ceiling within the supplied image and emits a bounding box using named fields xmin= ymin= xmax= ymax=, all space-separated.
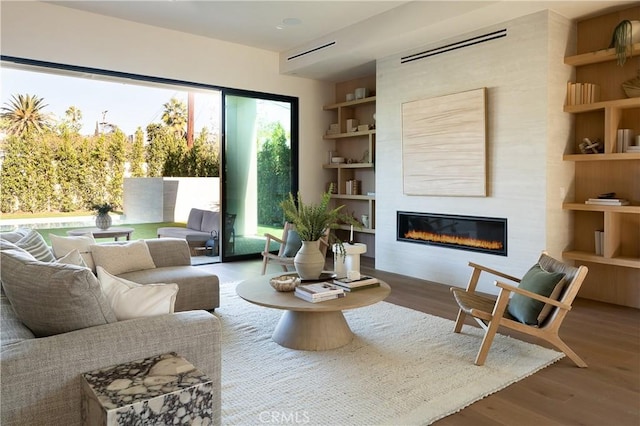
xmin=50 ymin=1 xmax=635 ymax=82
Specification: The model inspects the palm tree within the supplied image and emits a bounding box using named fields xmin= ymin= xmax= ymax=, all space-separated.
xmin=161 ymin=97 xmax=187 ymax=138
xmin=64 ymin=106 xmax=83 ymax=133
xmin=0 ymin=93 xmax=52 ymax=136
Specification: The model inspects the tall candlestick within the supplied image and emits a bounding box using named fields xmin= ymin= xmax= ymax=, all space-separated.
xmin=350 ymin=225 xmax=353 ymax=242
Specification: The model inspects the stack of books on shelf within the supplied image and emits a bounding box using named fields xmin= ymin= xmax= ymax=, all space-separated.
xmin=616 ymin=129 xmax=636 ymax=153
xmin=585 ymin=198 xmax=630 ymax=206
xmin=594 ymin=229 xmax=605 ymax=256
xmin=294 ymin=283 xmax=345 ymax=303
xmin=566 ymin=82 xmax=600 ymax=106
xmin=326 ymin=123 xmax=340 ymax=135
xmin=345 ymin=180 xmax=360 ymax=195
xmin=333 ymin=275 xmax=380 ymax=292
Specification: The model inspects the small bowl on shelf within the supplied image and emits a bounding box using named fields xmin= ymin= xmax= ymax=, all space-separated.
xmin=269 ymin=275 xmax=300 ymax=292
xmin=331 ymin=157 xmax=345 ymax=164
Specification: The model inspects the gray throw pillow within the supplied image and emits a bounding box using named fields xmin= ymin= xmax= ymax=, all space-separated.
xmin=507 ymin=263 xmax=565 ymax=326
xmin=283 ymin=230 xmax=302 ymax=257
xmin=0 ymin=248 xmax=117 ymax=337
xmin=14 ymin=229 xmax=56 ymax=262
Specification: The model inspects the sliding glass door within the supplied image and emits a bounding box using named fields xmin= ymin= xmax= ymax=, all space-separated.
xmin=221 ymin=90 xmax=298 ymax=261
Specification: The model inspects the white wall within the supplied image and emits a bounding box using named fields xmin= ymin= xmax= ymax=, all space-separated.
xmin=375 ymin=11 xmax=575 ymax=295
xmin=0 ymin=1 xmax=333 ymax=203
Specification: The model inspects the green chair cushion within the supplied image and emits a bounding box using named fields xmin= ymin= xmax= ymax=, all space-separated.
xmin=507 ymin=263 xmax=565 ymax=326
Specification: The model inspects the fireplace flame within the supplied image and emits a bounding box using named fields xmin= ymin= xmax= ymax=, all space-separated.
xmin=404 ymin=230 xmax=503 ymax=250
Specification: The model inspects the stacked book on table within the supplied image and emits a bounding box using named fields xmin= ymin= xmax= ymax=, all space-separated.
xmin=332 ymin=275 xmax=380 ymax=292
xmin=294 ymin=283 xmax=345 ymax=303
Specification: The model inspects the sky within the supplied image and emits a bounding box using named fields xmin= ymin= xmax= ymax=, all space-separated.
xmin=1 ymin=67 xmax=221 ymax=137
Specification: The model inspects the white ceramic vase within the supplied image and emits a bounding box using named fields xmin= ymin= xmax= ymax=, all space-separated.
xmin=294 ymin=240 xmax=325 ymax=280
xmin=95 ymin=213 xmax=112 ymax=230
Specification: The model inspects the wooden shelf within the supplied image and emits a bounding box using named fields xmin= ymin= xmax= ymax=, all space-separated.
xmin=323 ymin=96 xmax=376 ymax=111
xmin=562 ymin=250 xmax=640 ymax=269
xmin=323 ymin=130 xmax=376 ymax=140
xmin=330 ymin=194 xmax=375 ymax=201
xmin=563 ymin=153 xmax=640 ymax=161
xmin=563 ymin=97 xmax=640 ymax=113
xmin=563 ymin=203 xmax=640 ymax=214
xmin=323 ymin=163 xmax=374 ymax=169
xmin=564 ymin=43 xmax=640 ymax=66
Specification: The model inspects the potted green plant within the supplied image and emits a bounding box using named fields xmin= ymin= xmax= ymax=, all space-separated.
xmin=609 ymin=19 xmax=640 ymax=66
xmin=280 ymin=185 xmax=359 ymax=279
xmin=92 ymin=202 xmax=114 ymax=230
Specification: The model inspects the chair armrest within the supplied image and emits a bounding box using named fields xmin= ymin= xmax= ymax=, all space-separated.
xmin=468 ymin=261 xmax=521 ymax=283
xmin=494 ymin=280 xmax=572 ymax=311
xmin=263 ymin=233 xmax=284 ymax=255
xmin=264 ymin=233 xmax=284 ymax=245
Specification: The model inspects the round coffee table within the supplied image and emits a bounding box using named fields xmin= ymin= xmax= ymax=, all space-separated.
xmin=236 ymin=274 xmax=390 ymax=351
xmin=67 ymin=227 xmax=135 ymax=241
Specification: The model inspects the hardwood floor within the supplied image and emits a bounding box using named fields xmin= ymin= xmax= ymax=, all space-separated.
xmin=206 ymin=257 xmax=640 ymax=426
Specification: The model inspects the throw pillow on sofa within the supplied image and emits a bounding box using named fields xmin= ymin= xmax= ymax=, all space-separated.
xmin=0 ymin=248 xmax=117 ymax=337
xmin=90 ymin=239 xmax=156 ymax=275
xmin=50 ymin=233 xmax=97 ymax=272
xmin=13 ymin=229 xmax=56 ymax=263
xmin=96 ymin=267 xmax=178 ymax=321
xmin=56 ymin=249 xmax=89 ymax=268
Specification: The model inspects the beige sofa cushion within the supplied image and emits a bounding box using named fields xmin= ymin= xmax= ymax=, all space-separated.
xmin=96 ymin=267 xmax=178 ymax=321
xmin=50 ymin=233 xmax=97 ymax=272
xmin=90 ymin=240 xmax=156 ymax=275
xmin=0 ymin=248 xmax=117 ymax=337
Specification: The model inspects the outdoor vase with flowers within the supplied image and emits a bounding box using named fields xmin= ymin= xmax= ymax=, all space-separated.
xmin=92 ymin=203 xmax=114 ymax=230
xmin=280 ymin=185 xmax=359 ymax=279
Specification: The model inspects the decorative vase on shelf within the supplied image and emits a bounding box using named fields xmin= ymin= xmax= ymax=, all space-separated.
xmin=95 ymin=213 xmax=112 ymax=230
xmin=294 ymin=240 xmax=325 ymax=280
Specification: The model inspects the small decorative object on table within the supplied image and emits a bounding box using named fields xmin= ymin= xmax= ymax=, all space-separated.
xmin=92 ymin=202 xmax=114 ymax=230
xmin=269 ymin=275 xmax=300 ymax=292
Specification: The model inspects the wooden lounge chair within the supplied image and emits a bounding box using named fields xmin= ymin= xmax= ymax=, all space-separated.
xmin=450 ymin=251 xmax=589 ymax=367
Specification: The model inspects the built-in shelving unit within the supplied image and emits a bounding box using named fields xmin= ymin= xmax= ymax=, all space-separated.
xmin=562 ymin=6 xmax=640 ymax=307
xmin=323 ymin=77 xmax=376 ymax=239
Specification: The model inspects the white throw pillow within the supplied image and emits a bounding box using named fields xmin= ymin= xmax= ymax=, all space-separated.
xmin=50 ymin=233 xmax=97 ymax=272
xmin=90 ymin=240 xmax=156 ymax=275
xmin=96 ymin=266 xmax=178 ymax=321
xmin=56 ymin=249 xmax=88 ymax=268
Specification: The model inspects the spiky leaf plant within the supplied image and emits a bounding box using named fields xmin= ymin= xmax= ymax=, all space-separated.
xmin=280 ymin=184 xmax=359 ymax=253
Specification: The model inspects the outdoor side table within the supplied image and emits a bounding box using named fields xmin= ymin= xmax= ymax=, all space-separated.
xmin=81 ymin=352 xmax=213 ymax=425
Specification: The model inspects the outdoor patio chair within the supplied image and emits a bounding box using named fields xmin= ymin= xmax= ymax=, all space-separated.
xmin=450 ymin=251 xmax=589 ymax=367
xmin=261 ymin=222 xmax=329 ymax=275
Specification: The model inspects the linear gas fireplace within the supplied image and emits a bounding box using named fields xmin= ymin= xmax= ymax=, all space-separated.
xmin=397 ymin=211 xmax=507 ymax=256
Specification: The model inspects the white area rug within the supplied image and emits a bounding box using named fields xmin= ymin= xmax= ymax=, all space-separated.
xmin=215 ymin=282 xmax=563 ymax=425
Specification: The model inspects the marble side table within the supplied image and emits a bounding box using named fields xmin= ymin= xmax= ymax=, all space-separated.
xmin=81 ymin=352 xmax=213 ymax=425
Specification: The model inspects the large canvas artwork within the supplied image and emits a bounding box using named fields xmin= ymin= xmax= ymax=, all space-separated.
xmin=402 ymin=88 xmax=487 ymax=196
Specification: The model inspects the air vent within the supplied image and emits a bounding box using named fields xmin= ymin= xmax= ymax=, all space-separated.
xmin=287 ymin=41 xmax=337 ymax=61
xmin=401 ymin=29 xmax=507 ymax=64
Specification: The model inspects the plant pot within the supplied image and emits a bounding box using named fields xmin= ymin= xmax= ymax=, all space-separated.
xmin=294 ymin=240 xmax=325 ymax=280
xmin=95 ymin=213 xmax=112 ymax=230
